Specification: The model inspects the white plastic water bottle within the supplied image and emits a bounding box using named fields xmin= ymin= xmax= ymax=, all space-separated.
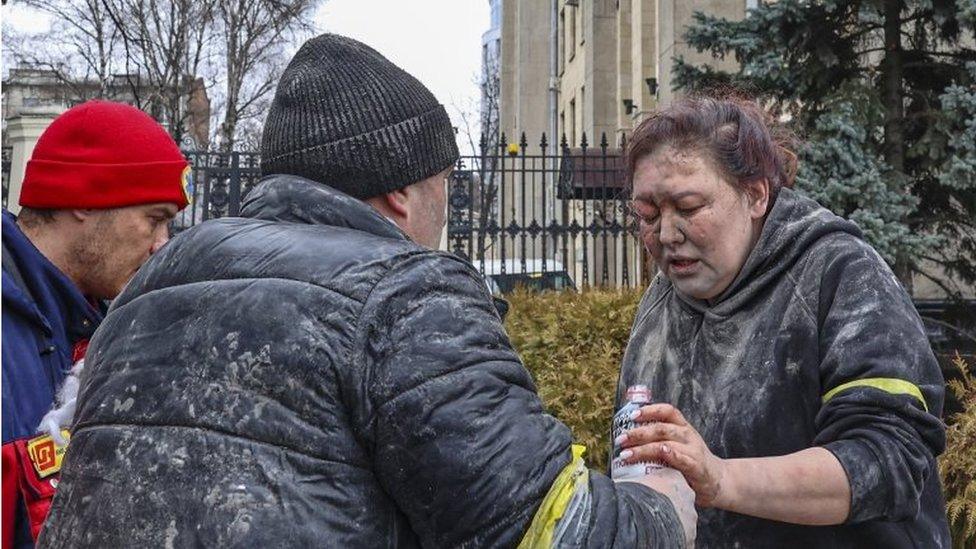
xmin=611 ymin=384 xmax=663 ymax=480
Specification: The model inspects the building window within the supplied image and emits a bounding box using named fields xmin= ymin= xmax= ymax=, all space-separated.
xmin=559 ymin=9 xmax=566 ymax=73
xmin=580 ymin=86 xmax=585 ymax=134
xmin=569 ymin=98 xmax=576 ymax=147
xmin=568 ymin=5 xmax=576 ymax=60
xmin=579 ymin=0 xmax=585 ymax=45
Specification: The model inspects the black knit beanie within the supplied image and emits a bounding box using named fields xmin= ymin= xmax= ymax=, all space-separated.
xmin=261 ymin=34 xmax=460 ymax=199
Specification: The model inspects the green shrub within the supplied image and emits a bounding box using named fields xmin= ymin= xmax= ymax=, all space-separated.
xmin=506 ymin=289 xmax=975 ymax=542
xmin=504 ymin=287 xmax=643 ymax=473
xmin=941 ymin=353 xmax=976 ymax=548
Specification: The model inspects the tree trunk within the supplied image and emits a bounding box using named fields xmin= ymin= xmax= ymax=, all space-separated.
xmin=882 ymin=0 xmax=914 ymax=293
xmin=219 ymin=46 xmax=240 ymax=152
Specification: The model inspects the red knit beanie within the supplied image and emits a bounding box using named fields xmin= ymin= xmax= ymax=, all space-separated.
xmin=20 ymin=100 xmax=191 ymax=210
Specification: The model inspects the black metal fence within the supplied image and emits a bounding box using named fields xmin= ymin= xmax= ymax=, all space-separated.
xmin=1 ymin=135 xmax=646 ymax=288
xmin=172 ymin=151 xmax=262 ymax=232
xmin=448 ymin=132 xmax=646 ymax=288
xmin=170 ymin=133 xmax=648 ymax=288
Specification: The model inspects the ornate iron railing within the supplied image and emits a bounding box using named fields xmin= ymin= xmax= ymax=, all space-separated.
xmin=447 ymin=132 xmax=647 ymax=288
xmin=172 ymin=150 xmax=262 ymax=232
xmin=171 ymin=134 xmax=648 ymax=288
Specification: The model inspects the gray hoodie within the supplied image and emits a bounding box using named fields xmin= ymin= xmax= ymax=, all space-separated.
xmin=618 ymin=187 xmax=949 ymax=548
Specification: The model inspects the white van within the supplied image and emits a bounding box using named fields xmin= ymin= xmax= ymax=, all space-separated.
xmin=474 ymin=259 xmax=577 ymax=295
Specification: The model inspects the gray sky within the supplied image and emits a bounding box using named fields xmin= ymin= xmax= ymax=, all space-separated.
xmin=2 ymin=0 xmax=489 ymax=147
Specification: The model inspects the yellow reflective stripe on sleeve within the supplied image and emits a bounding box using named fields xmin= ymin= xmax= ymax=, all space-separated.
xmin=821 ymin=377 xmax=928 ymax=412
xmin=518 ymin=444 xmax=588 ymax=549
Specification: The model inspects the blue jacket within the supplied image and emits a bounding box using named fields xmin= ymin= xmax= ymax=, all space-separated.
xmin=1 ymin=210 xmax=102 ymax=443
xmin=2 ymin=210 xmax=103 ymax=548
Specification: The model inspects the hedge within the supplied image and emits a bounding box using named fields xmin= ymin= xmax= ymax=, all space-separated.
xmin=942 ymin=354 xmax=976 ymax=548
xmin=504 ymin=288 xmax=975 ymax=544
xmin=504 ymin=288 xmax=643 ymax=473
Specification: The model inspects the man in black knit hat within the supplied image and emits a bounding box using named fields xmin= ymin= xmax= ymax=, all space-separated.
xmin=41 ymin=34 xmax=694 ymax=548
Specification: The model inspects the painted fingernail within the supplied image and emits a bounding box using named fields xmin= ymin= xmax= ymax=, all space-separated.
xmin=619 ymin=449 xmax=633 ymax=460
xmin=614 ymin=434 xmax=628 ymax=445
xmin=629 ymin=409 xmax=641 ymax=420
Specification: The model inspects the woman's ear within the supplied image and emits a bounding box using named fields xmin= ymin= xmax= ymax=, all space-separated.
xmin=745 ymin=179 xmax=770 ymax=219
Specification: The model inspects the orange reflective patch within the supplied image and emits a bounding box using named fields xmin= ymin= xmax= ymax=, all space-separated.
xmin=26 ymin=431 xmax=70 ymax=478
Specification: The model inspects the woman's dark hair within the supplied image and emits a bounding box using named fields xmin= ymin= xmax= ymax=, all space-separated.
xmin=625 ymin=95 xmax=798 ymax=209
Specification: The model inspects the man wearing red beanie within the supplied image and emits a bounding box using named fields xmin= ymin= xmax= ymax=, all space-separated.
xmin=1 ymin=100 xmax=190 ymax=549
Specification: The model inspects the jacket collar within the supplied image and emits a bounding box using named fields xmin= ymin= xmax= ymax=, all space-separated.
xmin=240 ymin=175 xmax=409 ymax=241
xmin=1 ymin=210 xmax=102 ymax=341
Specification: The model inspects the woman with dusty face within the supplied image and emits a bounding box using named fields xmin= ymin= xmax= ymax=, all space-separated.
xmin=614 ymin=97 xmax=949 ymax=547
xmin=630 ymin=149 xmax=768 ymax=302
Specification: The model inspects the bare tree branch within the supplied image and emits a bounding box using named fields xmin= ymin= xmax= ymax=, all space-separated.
xmin=213 ymin=0 xmax=318 ymax=151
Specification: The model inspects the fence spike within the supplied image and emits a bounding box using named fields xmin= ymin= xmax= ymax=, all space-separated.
xmin=539 ymin=132 xmax=548 ymax=152
xmin=560 ymin=133 xmax=569 ymax=151
xmin=600 ymin=132 xmax=608 ymax=150
xmin=580 ymin=132 xmax=589 ymax=150
xmin=519 ymin=131 xmax=528 ymax=149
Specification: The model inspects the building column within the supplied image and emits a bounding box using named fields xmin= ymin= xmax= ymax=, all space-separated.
xmin=6 ymin=108 xmax=63 ymax=215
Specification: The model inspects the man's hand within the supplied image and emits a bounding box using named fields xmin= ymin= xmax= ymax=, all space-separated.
xmin=620 ymin=467 xmax=697 ymax=548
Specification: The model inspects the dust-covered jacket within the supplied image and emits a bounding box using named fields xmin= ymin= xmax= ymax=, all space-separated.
xmin=40 ymin=175 xmax=685 ymax=549
xmin=618 ymin=187 xmax=949 ymax=548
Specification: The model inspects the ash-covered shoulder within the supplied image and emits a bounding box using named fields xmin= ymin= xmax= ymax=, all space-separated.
xmin=368 ymin=248 xmax=496 ymax=301
xmin=629 ymin=273 xmax=674 ymax=334
xmin=791 ymin=229 xmax=909 ymax=323
xmin=642 ymin=272 xmax=674 ymax=309
xmin=116 ymin=216 xmax=430 ymax=310
xmin=797 ymin=229 xmax=897 ymax=286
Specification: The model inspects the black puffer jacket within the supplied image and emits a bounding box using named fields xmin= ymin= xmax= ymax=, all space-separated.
xmin=41 ymin=175 xmax=684 ymax=548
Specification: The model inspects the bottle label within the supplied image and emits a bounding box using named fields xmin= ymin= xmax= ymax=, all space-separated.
xmin=610 ymin=385 xmax=663 ymax=479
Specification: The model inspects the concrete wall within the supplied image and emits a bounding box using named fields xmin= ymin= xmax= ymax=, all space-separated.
xmin=499 ymin=0 xmax=551 ymax=144
xmin=559 ymin=0 xmax=586 ymax=147
xmin=630 ymin=0 xmax=658 ymax=125
xmin=656 ymin=0 xmax=745 ymax=106
xmin=494 ymin=0 xmax=748 ymax=286
xmin=556 ymin=0 xmax=618 ymax=147
xmin=546 ymin=0 xmax=747 ymax=144
xmin=616 ymin=0 xmax=633 ymax=143
xmin=584 ymin=0 xmax=618 ymax=144
xmin=499 ymin=0 xmax=519 ymax=140
xmin=5 ymin=108 xmax=64 ymax=214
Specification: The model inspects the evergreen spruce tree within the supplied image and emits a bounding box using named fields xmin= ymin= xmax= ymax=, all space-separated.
xmin=674 ymin=0 xmax=976 ymax=296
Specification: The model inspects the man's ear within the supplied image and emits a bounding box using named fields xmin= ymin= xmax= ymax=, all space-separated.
xmin=68 ymin=209 xmax=98 ymax=223
xmin=383 ymin=188 xmax=411 ymax=218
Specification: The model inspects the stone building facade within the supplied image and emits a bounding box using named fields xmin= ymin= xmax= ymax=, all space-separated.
xmin=483 ymin=1 xmax=751 ymax=288
xmin=497 ymin=0 xmax=752 ymax=149
xmin=2 ymin=67 xmax=211 ymax=149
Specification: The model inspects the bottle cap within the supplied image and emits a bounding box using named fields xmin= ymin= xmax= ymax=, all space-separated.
xmin=625 ymin=384 xmax=651 ymax=403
